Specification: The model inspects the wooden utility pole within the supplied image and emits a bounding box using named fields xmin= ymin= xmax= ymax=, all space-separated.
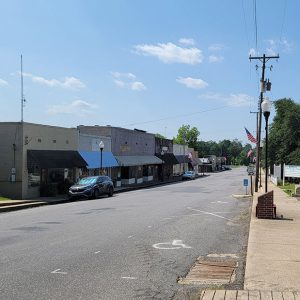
xmin=249 ymin=54 xmax=279 ymax=192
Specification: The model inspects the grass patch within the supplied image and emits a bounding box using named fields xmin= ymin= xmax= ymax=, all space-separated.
xmin=279 ymin=182 xmax=295 ymax=196
xmin=0 ymin=196 xmax=11 ymax=201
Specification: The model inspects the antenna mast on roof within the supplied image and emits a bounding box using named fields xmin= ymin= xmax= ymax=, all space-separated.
xmin=20 ymin=55 xmax=26 ymax=122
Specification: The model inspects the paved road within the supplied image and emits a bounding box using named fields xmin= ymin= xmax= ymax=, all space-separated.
xmin=0 ymin=167 xmax=251 ymax=300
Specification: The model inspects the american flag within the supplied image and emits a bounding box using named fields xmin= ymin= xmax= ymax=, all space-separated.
xmin=245 ymin=127 xmax=257 ymax=144
xmin=247 ymin=149 xmax=253 ymax=157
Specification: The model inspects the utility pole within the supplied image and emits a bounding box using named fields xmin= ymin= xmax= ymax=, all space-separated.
xmin=20 ymin=55 xmax=25 ymax=123
xmin=249 ymin=54 xmax=279 ymax=192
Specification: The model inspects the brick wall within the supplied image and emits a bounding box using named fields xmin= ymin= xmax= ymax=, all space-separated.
xmin=256 ymin=190 xmax=275 ymax=219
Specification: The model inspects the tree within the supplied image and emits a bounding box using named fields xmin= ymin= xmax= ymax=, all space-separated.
xmin=173 ymin=125 xmax=200 ymax=149
xmin=155 ymin=133 xmax=166 ymax=139
xmin=268 ymin=98 xmax=300 ymax=166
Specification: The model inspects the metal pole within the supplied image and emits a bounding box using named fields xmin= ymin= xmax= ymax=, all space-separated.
xmin=21 ymin=55 xmax=24 ymax=123
xmin=265 ymin=113 xmax=270 ymax=193
xmin=100 ymin=149 xmax=103 ymax=175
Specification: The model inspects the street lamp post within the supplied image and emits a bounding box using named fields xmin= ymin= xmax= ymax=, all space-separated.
xmin=99 ymin=141 xmax=104 ymax=175
xmin=261 ymin=97 xmax=272 ymax=193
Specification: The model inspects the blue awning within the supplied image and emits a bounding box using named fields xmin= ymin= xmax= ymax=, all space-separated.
xmin=79 ymin=151 xmax=119 ymax=169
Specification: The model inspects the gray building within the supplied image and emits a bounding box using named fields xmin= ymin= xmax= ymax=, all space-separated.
xmin=77 ymin=126 xmax=163 ymax=185
xmin=0 ymin=122 xmax=86 ymax=199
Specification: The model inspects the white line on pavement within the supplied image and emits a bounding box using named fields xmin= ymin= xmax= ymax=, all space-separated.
xmin=51 ymin=269 xmax=67 ymax=274
xmin=122 ymin=276 xmax=137 ymax=280
xmin=187 ymin=207 xmax=233 ymax=222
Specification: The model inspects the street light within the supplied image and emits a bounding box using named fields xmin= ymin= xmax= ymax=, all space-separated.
xmin=99 ymin=141 xmax=104 ymax=175
xmin=261 ymin=97 xmax=272 ymax=193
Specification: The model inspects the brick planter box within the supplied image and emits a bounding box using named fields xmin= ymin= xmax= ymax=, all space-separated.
xmin=256 ymin=190 xmax=276 ymax=219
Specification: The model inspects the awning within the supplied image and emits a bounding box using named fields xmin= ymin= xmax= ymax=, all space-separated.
xmin=27 ymin=150 xmax=87 ymax=169
xmin=189 ymin=157 xmax=200 ymax=167
xmin=115 ymin=156 xmax=163 ymax=167
xmin=155 ymin=153 xmax=179 ymax=165
xmin=175 ymin=155 xmax=190 ymax=164
xmin=79 ymin=151 xmax=119 ymax=169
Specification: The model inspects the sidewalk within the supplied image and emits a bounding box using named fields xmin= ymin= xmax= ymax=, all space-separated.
xmin=244 ymin=179 xmax=300 ymax=292
xmin=199 ymin=179 xmax=300 ymax=299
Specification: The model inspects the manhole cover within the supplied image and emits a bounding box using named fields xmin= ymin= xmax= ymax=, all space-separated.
xmin=178 ymin=258 xmax=237 ymax=285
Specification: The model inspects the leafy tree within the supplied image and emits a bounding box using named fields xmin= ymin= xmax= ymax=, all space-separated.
xmin=173 ymin=125 xmax=200 ymax=149
xmin=155 ymin=133 xmax=166 ymax=139
xmin=268 ymin=98 xmax=300 ymax=166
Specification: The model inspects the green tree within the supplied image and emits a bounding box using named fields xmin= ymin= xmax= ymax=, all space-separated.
xmin=173 ymin=125 xmax=200 ymax=148
xmin=155 ymin=133 xmax=166 ymax=139
xmin=268 ymin=98 xmax=300 ymax=165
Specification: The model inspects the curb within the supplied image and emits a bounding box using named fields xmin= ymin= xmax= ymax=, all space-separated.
xmin=0 ymin=176 xmax=206 ymax=213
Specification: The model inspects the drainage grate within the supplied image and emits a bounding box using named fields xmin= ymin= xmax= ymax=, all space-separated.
xmin=178 ymin=258 xmax=237 ymax=285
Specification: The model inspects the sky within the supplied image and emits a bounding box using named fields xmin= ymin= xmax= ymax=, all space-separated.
xmin=0 ymin=0 xmax=298 ymax=145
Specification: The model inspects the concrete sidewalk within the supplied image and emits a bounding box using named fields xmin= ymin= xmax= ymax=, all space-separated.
xmin=200 ymin=179 xmax=300 ymax=299
xmin=244 ymin=180 xmax=300 ymax=292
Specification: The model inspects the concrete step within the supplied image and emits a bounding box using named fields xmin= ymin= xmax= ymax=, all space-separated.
xmin=0 ymin=202 xmax=47 ymax=212
xmin=199 ymin=290 xmax=300 ymax=300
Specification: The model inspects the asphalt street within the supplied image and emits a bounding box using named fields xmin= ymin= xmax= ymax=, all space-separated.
xmin=0 ymin=167 xmax=252 ymax=300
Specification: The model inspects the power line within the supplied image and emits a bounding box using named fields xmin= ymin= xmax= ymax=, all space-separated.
xmin=253 ymin=0 xmax=258 ymax=51
xmin=122 ymin=105 xmax=230 ymax=127
xmin=279 ymin=0 xmax=287 ymax=44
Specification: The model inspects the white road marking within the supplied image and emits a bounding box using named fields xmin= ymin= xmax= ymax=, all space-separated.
xmin=187 ymin=207 xmax=233 ymax=222
xmin=207 ymin=253 xmax=239 ymax=259
xmin=164 ymin=217 xmax=172 ymax=220
xmin=94 ymin=251 xmax=101 ymax=254
xmin=51 ymin=269 xmax=67 ymax=274
xmin=153 ymin=239 xmax=192 ymax=250
xmin=128 ymin=235 xmax=133 ymax=238
xmin=148 ymin=226 xmax=152 ymax=228
xmin=211 ymin=201 xmax=228 ymax=204
xmin=122 ymin=276 xmax=137 ymax=280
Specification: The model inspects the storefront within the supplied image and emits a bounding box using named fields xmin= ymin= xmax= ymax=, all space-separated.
xmin=78 ymin=151 xmax=120 ymax=187
xmin=115 ymin=155 xmax=163 ymax=185
xmin=27 ymin=150 xmax=87 ymax=196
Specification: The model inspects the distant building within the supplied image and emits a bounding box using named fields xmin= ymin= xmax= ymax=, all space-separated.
xmin=77 ymin=126 xmax=163 ymax=185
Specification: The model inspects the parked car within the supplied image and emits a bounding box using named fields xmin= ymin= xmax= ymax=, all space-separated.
xmin=182 ymin=171 xmax=196 ymax=180
xmin=68 ymin=176 xmax=114 ymax=199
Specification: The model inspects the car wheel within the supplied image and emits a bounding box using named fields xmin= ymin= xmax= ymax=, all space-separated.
xmin=108 ymin=186 xmax=114 ymax=197
xmin=94 ymin=189 xmax=100 ymax=199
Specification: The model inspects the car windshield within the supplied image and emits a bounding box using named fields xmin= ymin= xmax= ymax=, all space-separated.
xmin=186 ymin=171 xmax=193 ymax=174
xmin=78 ymin=177 xmax=97 ymax=185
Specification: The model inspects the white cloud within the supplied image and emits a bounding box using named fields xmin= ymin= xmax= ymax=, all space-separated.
xmin=111 ymin=72 xmax=136 ymax=80
xmin=179 ymin=38 xmax=195 ymax=46
xmin=0 ymin=79 xmax=8 ymax=86
xmin=62 ymin=77 xmax=86 ymax=89
xmin=114 ymin=79 xmax=126 ymax=87
xmin=199 ymin=92 xmax=252 ymax=107
xmin=177 ymin=77 xmax=208 ymax=89
xmin=209 ymin=55 xmax=224 ymax=63
xmin=208 ymin=44 xmax=224 ymax=51
xmin=249 ymin=48 xmax=257 ymax=56
xmin=265 ymin=38 xmax=292 ymax=56
xmin=227 ymin=93 xmax=252 ymax=107
xmin=111 ymin=71 xmax=146 ymax=91
xmin=281 ymin=38 xmax=292 ymax=53
xmin=131 ymin=81 xmax=146 ymax=91
xmin=47 ymin=99 xmax=96 ymax=115
xmin=22 ymin=72 xmax=85 ymax=89
xmin=134 ymin=42 xmax=203 ymax=64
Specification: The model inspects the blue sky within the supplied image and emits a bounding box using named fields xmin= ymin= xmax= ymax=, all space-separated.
xmin=0 ymin=0 xmax=298 ymax=145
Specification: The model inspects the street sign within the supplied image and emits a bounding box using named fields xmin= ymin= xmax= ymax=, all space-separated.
xmin=243 ymin=179 xmax=248 ymax=187
xmin=247 ymin=165 xmax=255 ymax=175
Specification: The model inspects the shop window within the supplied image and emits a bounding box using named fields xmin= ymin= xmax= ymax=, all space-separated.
xmin=28 ymin=165 xmax=40 ymax=187
xmin=37 ymin=138 xmax=42 ymax=143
